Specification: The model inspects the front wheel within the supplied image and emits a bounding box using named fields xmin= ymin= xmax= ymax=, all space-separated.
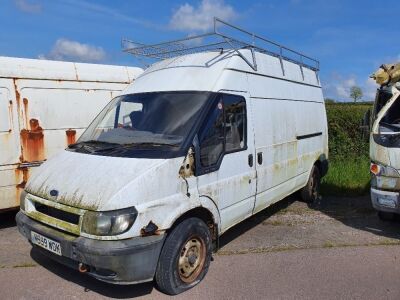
xmin=155 ymin=217 xmax=212 ymax=295
xmin=301 ymin=165 xmax=321 ymax=204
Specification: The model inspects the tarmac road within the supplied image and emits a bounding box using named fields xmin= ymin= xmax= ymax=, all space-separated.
xmin=1 ymin=195 xmax=400 ymax=299
xmin=1 ymin=245 xmax=400 ymax=300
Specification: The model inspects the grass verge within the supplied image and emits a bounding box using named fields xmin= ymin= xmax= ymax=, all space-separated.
xmin=321 ymin=157 xmax=370 ymax=196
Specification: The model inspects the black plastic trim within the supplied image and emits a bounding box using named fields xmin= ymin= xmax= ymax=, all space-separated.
xmin=296 ymin=132 xmax=322 ymax=140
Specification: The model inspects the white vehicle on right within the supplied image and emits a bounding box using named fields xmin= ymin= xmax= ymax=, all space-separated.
xmin=370 ymin=63 xmax=400 ymax=220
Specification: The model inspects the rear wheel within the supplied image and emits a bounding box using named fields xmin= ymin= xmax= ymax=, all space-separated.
xmin=155 ymin=217 xmax=212 ymax=295
xmin=301 ymin=165 xmax=321 ymax=204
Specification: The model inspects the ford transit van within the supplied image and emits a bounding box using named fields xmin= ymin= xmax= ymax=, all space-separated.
xmin=17 ymin=19 xmax=328 ymax=294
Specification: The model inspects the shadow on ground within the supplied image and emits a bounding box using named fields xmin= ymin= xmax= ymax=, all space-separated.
xmin=30 ymin=248 xmax=155 ymax=299
xmin=219 ymin=195 xmax=298 ymax=248
xmin=0 ymin=209 xmax=18 ymax=230
xmin=314 ymin=191 xmax=400 ymax=240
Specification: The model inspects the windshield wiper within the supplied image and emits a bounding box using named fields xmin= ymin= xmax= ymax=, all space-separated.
xmin=68 ymin=140 xmax=119 ymax=148
xmin=123 ymin=142 xmax=180 ymax=148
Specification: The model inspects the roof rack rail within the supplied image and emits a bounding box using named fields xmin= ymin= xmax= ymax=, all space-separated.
xmin=122 ymin=18 xmax=320 ymax=73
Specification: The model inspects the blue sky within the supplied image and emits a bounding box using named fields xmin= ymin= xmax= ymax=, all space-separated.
xmin=1 ymin=0 xmax=400 ymax=101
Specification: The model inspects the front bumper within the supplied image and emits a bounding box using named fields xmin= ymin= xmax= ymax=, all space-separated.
xmin=371 ymin=188 xmax=400 ymax=214
xmin=16 ymin=211 xmax=165 ymax=284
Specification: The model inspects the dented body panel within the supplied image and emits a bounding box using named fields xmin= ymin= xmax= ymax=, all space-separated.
xmin=0 ymin=56 xmax=143 ymax=210
xmin=370 ymin=84 xmax=400 ymax=213
xmin=17 ymin=49 xmax=327 ymax=284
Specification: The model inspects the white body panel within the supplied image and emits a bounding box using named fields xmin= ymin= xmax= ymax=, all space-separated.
xmin=0 ymin=56 xmax=143 ymax=210
xmin=24 ymin=50 xmax=327 ymax=239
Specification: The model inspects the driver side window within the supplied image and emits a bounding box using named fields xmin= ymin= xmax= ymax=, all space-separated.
xmin=199 ymin=94 xmax=247 ymax=169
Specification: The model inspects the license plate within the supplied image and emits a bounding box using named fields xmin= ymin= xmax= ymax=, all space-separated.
xmin=378 ymin=197 xmax=397 ymax=208
xmin=31 ymin=231 xmax=62 ymax=256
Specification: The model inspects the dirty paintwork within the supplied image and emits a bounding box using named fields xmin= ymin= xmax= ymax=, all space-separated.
xmin=179 ymin=147 xmax=195 ymax=178
xmin=20 ymin=119 xmax=45 ymax=162
xmin=369 ymin=82 xmax=400 ymax=214
xmin=22 ymin=49 xmax=325 ymax=243
xmin=65 ymin=129 xmax=76 ymax=145
xmin=0 ymin=56 xmax=143 ymax=211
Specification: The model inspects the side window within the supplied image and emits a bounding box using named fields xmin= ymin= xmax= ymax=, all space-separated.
xmin=224 ymin=95 xmax=246 ymax=152
xmin=200 ymin=99 xmax=224 ymax=166
xmin=199 ymin=94 xmax=247 ymax=168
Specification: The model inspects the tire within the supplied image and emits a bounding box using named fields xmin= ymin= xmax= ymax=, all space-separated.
xmin=378 ymin=211 xmax=396 ymax=221
xmin=301 ymin=165 xmax=321 ymax=204
xmin=155 ymin=217 xmax=212 ymax=295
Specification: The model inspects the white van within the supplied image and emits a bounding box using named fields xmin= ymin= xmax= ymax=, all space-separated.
xmin=369 ymin=63 xmax=400 ymax=220
xmin=0 ymin=56 xmax=142 ymax=211
xmin=16 ymin=20 xmax=328 ymax=294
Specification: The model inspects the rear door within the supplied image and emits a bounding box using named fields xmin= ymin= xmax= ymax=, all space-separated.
xmin=197 ymin=92 xmax=257 ymax=232
xmin=15 ymin=79 xmax=127 ymax=162
xmin=0 ymin=79 xmax=22 ymax=209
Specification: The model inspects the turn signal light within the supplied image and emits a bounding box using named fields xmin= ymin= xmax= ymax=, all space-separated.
xmin=370 ymin=163 xmax=380 ymax=175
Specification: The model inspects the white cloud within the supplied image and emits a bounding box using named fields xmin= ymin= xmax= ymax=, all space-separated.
xmin=365 ymin=77 xmax=379 ymax=99
xmin=170 ymin=0 xmax=237 ymax=32
xmin=40 ymin=39 xmax=106 ymax=63
xmin=335 ymin=77 xmax=356 ymax=98
xmin=323 ymin=73 xmax=379 ymax=102
xmin=14 ymin=0 xmax=42 ymax=13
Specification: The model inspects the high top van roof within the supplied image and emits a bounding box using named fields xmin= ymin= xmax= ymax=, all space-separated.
xmin=0 ymin=56 xmax=143 ymax=83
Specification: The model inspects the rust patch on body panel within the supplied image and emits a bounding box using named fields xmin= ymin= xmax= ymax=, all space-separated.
xmin=8 ymin=100 xmax=13 ymax=132
xmin=66 ymin=129 xmax=77 ymax=145
xmin=15 ymin=166 xmax=29 ymax=189
xmin=20 ymin=119 xmax=45 ymax=162
xmin=179 ymin=147 xmax=195 ymax=178
xmin=140 ymin=221 xmax=160 ymax=236
xmin=23 ymin=98 xmax=29 ymax=127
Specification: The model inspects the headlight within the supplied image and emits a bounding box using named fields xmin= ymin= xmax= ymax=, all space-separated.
xmin=81 ymin=207 xmax=138 ymax=236
xmin=370 ymin=162 xmax=400 ymax=177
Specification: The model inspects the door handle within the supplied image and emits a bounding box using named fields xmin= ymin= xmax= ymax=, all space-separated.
xmin=257 ymin=152 xmax=263 ymax=165
xmin=248 ymin=154 xmax=253 ymax=167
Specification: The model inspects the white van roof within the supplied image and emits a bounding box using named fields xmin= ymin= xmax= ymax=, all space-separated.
xmin=0 ymin=56 xmax=143 ymax=83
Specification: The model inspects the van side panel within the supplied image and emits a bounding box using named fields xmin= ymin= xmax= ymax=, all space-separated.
xmin=245 ymin=61 xmax=326 ymax=213
xmin=0 ymin=79 xmax=130 ymax=210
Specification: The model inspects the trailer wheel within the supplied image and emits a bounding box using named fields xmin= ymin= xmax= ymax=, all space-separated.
xmin=155 ymin=217 xmax=212 ymax=295
xmin=301 ymin=165 xmax=321 ymax=204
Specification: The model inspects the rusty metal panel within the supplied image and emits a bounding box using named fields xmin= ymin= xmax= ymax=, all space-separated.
xmin=0 ymin=60 xmax=142 ymax=211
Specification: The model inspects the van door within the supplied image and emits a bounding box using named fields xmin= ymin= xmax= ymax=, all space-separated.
xmin=197 ymin=93 xmax=256 ymax=232
xmin=0 ymin=80 xmax=22 ymax=209
xmin=252 ymin=99 xmax=298 ymax=214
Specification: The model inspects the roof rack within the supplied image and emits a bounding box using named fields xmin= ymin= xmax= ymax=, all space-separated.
xmin=122 ymin=18 xmax=320 ymax=74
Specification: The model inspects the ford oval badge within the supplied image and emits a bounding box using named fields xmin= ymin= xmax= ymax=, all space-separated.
xmin=49 ymin=190 xmax=59 ymax=197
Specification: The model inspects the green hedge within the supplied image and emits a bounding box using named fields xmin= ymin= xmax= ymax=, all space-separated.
xmin=322 ymin=103 xmax=372 ymax=195
xmin=325 ymin=103 xmax=371 ymax=159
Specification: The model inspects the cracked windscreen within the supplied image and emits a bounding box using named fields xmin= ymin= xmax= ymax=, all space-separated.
xmin=73 ymin=91 xmax=212 ymax=151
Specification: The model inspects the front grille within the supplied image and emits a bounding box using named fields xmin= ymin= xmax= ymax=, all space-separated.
xmin=34 ymin=202 xmax=80 ymax=225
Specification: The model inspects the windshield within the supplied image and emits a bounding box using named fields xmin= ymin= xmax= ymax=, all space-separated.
xmin=378 ymin=94 xmax=400 ymax=134
xmin=71 ymin=91 xmax=213 ymax=156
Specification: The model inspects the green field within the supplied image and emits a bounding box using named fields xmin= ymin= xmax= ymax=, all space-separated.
xmin=321 ymin=103 xmax=372 ymax=196
xmin=321 ymin=157 xmax=371 ymax=196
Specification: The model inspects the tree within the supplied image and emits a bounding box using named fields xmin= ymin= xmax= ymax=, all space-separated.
xmin=349 ymin=86 xmax=363 ymax=102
